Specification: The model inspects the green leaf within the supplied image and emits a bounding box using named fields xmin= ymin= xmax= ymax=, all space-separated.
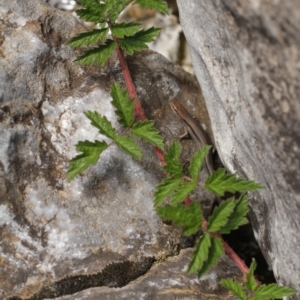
xmin=68 ymin=28 xmax=109 ymax=47
xmin=207 ymin=198 xmax=235 ymax=233
xmin=246 ymin=258 xmax=258 ymax=292
xmin=115 ymin=136 xmax=142 ymax=160
xmin=85 ymin=111 xmax=117 ymax=140
xmin=189 ymin=145 xmax=211 ymax=181
xmin=119 ymin=27 xmax=161 ymax=55
xmin=219 ymin=278 xmax=247 ymax=300
xmin=219 ymin=194 xmax=249 ymax=234
xmin=135 ymin=0 xmax=169 ymax=14
xmin=102 ymin=0 xmax=132 ymax=23
xmin=67 ymin=140 xmax=108 ymax=181
xmin=75 ymin=40 xmax=116 ymax=66
xmin=111 ymin=82 xmax=134 ymax=127
xmin=110 ymin=22 xmax=141 ymax=38
xmin=170 ymin=181 xmax=197 ymax=205
xmin=131 ymin=121 xmax=164 ymax=149
xmin=188 ymin=233 xmax=211 ymax=274
xmin=205 ymin=168 xmax=263 ymax=196
xmin=76 ymin=0 xmax=132 ymax=23
xmin=76 ymin=0 xmax=106 ymax=22
xmin=76 ymin=8 xmax=105 ymax=23
xmin=156 ymin=202 xmax=202 ymax=236
xmin=163 ymin=140 xmax=183 ymax=176
xmin=249 ymin=283 xmax=295 ymax=299
xmin=197 ymin=237 xmax=224 ymax=277
xmin=154 ymin=177 xmax=182 ymax=206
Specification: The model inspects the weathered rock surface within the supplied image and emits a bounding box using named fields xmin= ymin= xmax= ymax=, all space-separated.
xmin=53 ymin=250 xmax=240 ymax=300
xmin=0 ymin=0 xmax=240 ymax=299
xmin=177 ymin=0 xmax=300 ymax=298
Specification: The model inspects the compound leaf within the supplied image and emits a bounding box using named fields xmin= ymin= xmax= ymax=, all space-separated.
xmin=188 ymin=233 xmax=211 ymax=274
xmin=246 ymin=259 xmax=258 ymax=292
xmin=115 ymin=136 xmax=142 ymax=160
xmin=131 ymin=121 xmax=164 ymax=149
xmin=67 ymin=140 xmax=107 ymax=181
xmin=219 ymin=194 xmax=249 ymax=234
xmin=207 ymin=198 xmax=235 ymax=233
xmin=249 ymin=284 xmax=295 ymax=300
xmin=220 ymin=279 xmax=247 ymax=300
xmin=75 ymin=40 xmax=116 ymax=66
xmin=163 ymin=140 xmax=183 ymax=176
xmin=154 ymin=177 xmax=182 ymax=207
xmin=76 ymin=8 xmax=105 ymax=23
xmin=111 ymin=82 xmax=134 ymax=127
xmin=119 ymin=27 xmax=161 ymax=55
xmin=156 ymin=201 xmax=202 ymax=236
xmin=205 ymin=168 xmax=263 ymax=196
xmin=197 ymin=237 xmax=224 ymax=277
xmin=170 ymin=181 xmax=197 ymax=205
xmin=85 ymin=111 xmax=117 ymax=140
xmin=135 ymin=0 xmax=169 ymax=14
xmin=189 ymin=145 xmax=211 ymax=181
xmin=110 ymin=22 xmax=141 ymax=38
xmin=68 ymin=28 xmax=109 ymax=47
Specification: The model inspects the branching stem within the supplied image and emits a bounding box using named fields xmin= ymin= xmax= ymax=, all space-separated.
xmin=114 ymin=30 xmax=256 ymax=284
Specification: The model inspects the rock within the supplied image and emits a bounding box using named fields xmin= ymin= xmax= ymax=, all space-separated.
xmin=177 ymin=0 xmax=300 ymax=297
xmin=51 ymin=250 xmax=241 ymax=300
xmin=0 ymin=0 xmax=239 ymax=299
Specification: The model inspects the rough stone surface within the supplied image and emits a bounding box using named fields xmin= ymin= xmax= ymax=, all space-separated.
xmin=0 ymin=0 xmax=239 ymax=299
xmin=54 ymin=249 xmax=241 ymax=300
xmin=177 ymin=0 xmax=300 ymax=298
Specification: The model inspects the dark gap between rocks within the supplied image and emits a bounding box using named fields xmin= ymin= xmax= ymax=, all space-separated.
xmin=8 ymin=257 xmax=154 ymax=300
xmin=222 ymin=223 xmax=276 ymax=284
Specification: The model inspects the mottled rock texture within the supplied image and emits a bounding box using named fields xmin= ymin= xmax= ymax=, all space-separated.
xmin=0 ymin=0 xmax=241 ymax=299
xmin=177 ymin=0 xmax=300 ymax=298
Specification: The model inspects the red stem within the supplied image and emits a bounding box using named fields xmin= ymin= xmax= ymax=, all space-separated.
xmin=115 ymin=37 xmax=253 ymax=279
xmin=114 ymin=38 xmax=165 ymax=165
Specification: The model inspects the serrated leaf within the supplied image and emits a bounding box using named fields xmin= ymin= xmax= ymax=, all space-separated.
xmin=219 ymin=194 xmax=249 ymax=234
xmin=102 ymin=0 xmax=132 ymax=23
xmin=205 ymin=168 xmax=263 ymax=196
xmin=197 ymin=237 xmax=224 ymax=277
xmin=110 ymin=22 xmax=141 ymax=38
xmin=188 ymin=233 xmax=211 ymax=274
xmin=75 ymin=40 xmax=116 ymax=66
xmin=79 ymin=0 xmax=104 ymax=11
xmin=135 ymin=0 xmax=169 ymax=14
xmin=76 ymin=8 xmax=105 ymax=23
xmin=67 ymin=140 xmax=107 ymax=181
xmin=246 ymin=258 xmax=258 ymax=292
xmin=207 ymin=198 xmax=235 ymax=233
xmin=119 ymin=27 xmax=161 ymax=55
xmin=170 ymin=181 xmax=197 ymax=205
xmin=156 ymin=202 xmax=202 ymax=236
xmin=131 ymin=121 xmax=164 ymax=149
xmin=163 ymin=140 xmax=183 ymax=176
xmin=85 ymin=111 xmax=117 ymax=140
xmin=219 ymin=278 xmax=247 ymax=300
xmin=154 ymin=177 xmax=182 ymax=206
xmin=68 ymin=28 xmax=109 ymax=48
xmin=115 ymin=136 xmax=142 ymax=160
xmin=189 ymin=145 xmax=211 ymax=181
xmin=111 ymin=82 xmax=134 ymax=127
xmin=250 ymin=283 xmax=295 ymax=299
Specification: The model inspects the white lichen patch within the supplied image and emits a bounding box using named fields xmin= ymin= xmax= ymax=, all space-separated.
xmin=1 ymin=86 xmax=163 ymax=277
xmin=42 ymin=88 xmax=118 ymax=158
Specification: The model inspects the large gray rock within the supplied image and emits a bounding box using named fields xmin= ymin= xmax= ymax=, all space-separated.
xmin=177 ymin=0 xmax=300 ymax=297
xmin=0 ymin=0 xmax=240 ymax=299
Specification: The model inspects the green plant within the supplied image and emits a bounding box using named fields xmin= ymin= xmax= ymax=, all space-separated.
xmin=67 ymin=82 xmax=163 ymax=180
xmin=220 ymin=259 xmax=295 ymax=300
xmin=66 ymin=1 xmax=295 ymax=299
